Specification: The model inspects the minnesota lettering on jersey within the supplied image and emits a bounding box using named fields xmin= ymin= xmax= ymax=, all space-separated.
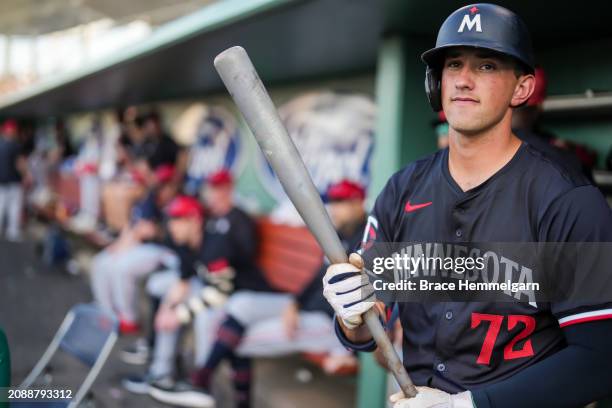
xmin=365 ymin=242 xmax=540 ymax=304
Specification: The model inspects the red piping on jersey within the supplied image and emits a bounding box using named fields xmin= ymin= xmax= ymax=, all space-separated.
xmin=559 ymin=314 xmax=612 ymax=328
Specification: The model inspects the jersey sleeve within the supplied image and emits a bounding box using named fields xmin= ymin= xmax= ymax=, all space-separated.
xmin=175 ymin=244 xmax=198 ymax=280
xmin=539 ymin=185 xmax=612 ymax=327
xmin=360 ymin=173 xmax=403 ymax=258
xmin=471 ymin=319 xmax=612 ymax=408
xmin=228 ymin=211 xmax=258 ymax=263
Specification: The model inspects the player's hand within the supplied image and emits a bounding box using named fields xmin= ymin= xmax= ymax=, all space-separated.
xmin=390 ymin=387 xmax=473 ymax=408
xmin=205 ymin=267 xmax=235 ymax=293
xmin=22 ymin=172 xmax=33 ymax=189
xmin=155 ymin=305 xmax=181 ymax=332
xmin=282 ymin=301 xmax=300 ymax=339
xmin=323 ymin=253 xmax=376 ymax=330
xmin=165 ymin=280 xmax=190 ymax=305
xmin=201 ymin=286 xmax=229 ymax=307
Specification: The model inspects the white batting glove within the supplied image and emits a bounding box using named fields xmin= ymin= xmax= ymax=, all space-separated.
xmin=390 ymin=387 xmax=474 ymax=408
xmin=323 ymin=253 xmax=376 ymax=330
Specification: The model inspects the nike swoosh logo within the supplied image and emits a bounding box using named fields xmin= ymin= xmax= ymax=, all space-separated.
xmin=405 ymin=200 xmax=433 ymax=213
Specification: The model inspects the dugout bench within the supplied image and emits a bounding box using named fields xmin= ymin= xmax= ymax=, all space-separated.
xmin=255 ymin=218 xmax=358 ymax=376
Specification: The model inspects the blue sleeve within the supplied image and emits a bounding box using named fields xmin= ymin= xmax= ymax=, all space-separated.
xmin=332 ymin=307 xmax=400 ymax=353
xmin=539 ymin=185 xmax=612 ymax=243
xmin=175 ymin=245 xmax=197 ymax=280
xmin=229 ymin=210 xmax=258 ymax=263
xmin=538 ymin=185 xmax=612 ymax=323
xmin=471 ymin=319 xmax=612 ymax=408
xmin=334 ymin=317 xmax=377 ymax=352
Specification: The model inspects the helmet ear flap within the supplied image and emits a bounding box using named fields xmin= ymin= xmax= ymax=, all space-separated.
xmin=425 ymin=67 xmax=442 ymax=112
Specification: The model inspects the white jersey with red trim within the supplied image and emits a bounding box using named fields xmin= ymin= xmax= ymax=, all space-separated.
xmin=363 ymin=143 xmax=612 ymax=392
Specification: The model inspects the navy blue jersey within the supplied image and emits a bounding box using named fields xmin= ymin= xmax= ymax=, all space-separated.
xmin=360 ymin=142 xmax=612 ymax=392
xmin=0 ymin=138 xmax=22 ymax=184
xmin=200 ymin=207 xmax=273 ymax=293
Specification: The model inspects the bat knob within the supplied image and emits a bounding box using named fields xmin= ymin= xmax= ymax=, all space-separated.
xmin=214 ymin=46 xmax=248 ymax=70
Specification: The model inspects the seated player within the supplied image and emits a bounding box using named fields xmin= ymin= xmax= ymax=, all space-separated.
xmin=124 ymin=170 xmax=275 ymax=404
xmin=122 ymin=194 xmax=209 ymax=392
xmin=90 ymin=192 xmax=178 ymax=334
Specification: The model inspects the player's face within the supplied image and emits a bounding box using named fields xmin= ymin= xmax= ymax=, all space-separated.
xmin=134 ymin=219 xmax=159 ymax=240
xmin=202 ymin=184 xmax=233 ymax=216
xmin=328 ymin=199 xmax=364 ymax=229
xmin=168 ymin=217 xmax=199 ymax=244
xmin=441 ymin=48 xmax=533 ymax=135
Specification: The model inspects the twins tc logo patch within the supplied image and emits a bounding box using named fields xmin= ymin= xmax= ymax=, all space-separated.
xmin=458 ymin=6 xmax=482 ymax=32
xmin=404 ymin=200 xmax=433 ymax=213
xmin=361 ymin=215 xmax=378 ymax=251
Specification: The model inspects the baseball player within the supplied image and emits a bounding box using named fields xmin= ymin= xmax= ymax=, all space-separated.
xmin=323 ymin=4 xmax=612 ymax=408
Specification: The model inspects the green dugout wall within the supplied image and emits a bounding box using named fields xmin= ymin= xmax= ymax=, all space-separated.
xmin=356 ymin=36 xmax=406 ymax=408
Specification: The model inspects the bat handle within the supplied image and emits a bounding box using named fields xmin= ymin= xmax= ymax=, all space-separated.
xmin=363 ymin=309 xmax=418 ymax=398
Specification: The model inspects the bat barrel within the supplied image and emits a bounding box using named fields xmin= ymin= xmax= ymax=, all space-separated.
xmin=214 ymin=46 xmax=347 ymax=264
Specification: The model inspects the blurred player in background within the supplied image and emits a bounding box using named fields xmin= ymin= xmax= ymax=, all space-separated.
xmin=512 ymin=66 xmax=595 ymax=181
xmin=90 ymin=189 xmax=177 ymax=333
xmin=0 ymin=120 xmax=30 ymax=241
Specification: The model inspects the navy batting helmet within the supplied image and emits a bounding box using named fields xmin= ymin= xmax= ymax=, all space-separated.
xmin=421 ymin=3 xmax=535 ymax=112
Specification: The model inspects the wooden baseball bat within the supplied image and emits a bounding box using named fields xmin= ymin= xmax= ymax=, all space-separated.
xmin=214 ymin=46 xmax=417 ymax=399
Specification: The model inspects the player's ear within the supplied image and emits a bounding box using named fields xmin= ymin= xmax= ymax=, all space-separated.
xmin=510 ymin=73 xmax=535 ymax=108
